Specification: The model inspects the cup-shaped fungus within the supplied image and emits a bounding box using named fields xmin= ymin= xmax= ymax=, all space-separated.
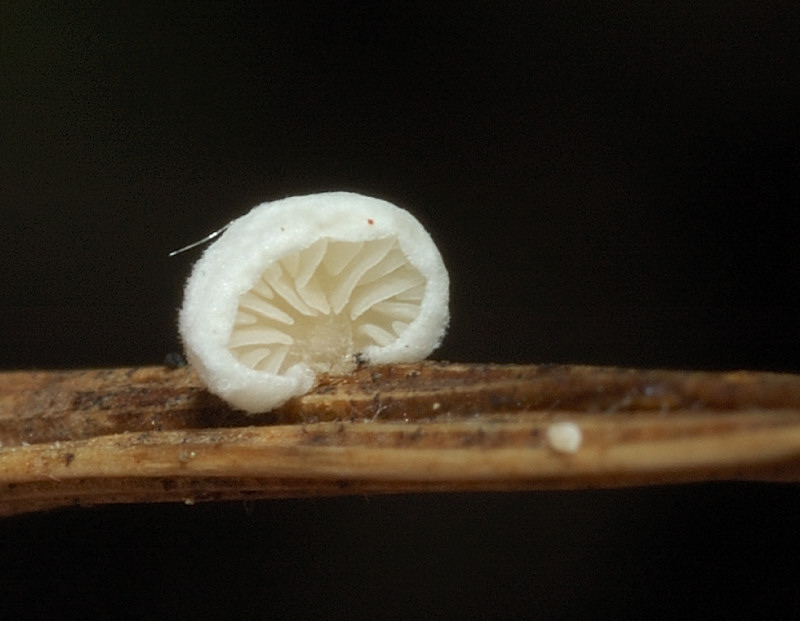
xmin=179 ymin=192 xmax=449 ymax=413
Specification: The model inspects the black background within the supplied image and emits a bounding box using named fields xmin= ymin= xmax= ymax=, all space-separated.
xmin=2 ymin=3 xmax=800 ymax=618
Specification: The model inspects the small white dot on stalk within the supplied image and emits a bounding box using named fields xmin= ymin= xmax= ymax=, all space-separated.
xmin=546 ymin=421 xmax=583 ymax=454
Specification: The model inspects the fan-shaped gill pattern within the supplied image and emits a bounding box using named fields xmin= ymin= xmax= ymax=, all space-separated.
xmin=228 ymin=237 xmax=426 ymax=375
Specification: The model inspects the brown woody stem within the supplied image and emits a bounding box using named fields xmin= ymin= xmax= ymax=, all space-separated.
xmin=2 ymin=362 xmax=800 ymax=516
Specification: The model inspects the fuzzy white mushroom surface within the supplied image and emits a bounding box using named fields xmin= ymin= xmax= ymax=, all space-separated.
xmin=179 ymin=192 xmax=449 ymax=413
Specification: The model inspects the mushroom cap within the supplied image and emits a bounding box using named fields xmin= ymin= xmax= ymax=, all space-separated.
xmin=179 ymin=191 xmax=449 ymax=413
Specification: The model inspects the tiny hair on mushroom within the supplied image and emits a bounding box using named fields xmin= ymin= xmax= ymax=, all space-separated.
xmin=179 ymin=191 xmax=450 ymax=413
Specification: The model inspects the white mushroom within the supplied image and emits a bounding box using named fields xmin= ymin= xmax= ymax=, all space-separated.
xmin=179 ymin=192 xmax=449 ymax=413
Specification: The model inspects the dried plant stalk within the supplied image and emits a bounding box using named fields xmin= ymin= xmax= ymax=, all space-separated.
xmin=1 ymin=362 xmax=800 ymax=516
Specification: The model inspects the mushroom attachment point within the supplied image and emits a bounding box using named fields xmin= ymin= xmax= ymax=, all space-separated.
xmin=179 ymin=192 xmax=450 ymax=413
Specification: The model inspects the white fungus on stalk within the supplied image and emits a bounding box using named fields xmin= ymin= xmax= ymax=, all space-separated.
xmin=179 ymin=192 xmax=449 ymax=413
xmin=546 ymin=421 xmax=583 ymax=454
